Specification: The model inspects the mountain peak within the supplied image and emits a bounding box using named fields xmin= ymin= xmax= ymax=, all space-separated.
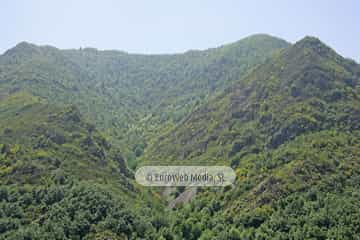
xmin=298 ymin=35 xmax=322 ymax=44
xmin=15 ymin=41 xmax=35 ymax=47
xmin=244 ymin=33 xmax=288 ymax=41
xmin=236 ymin=33 xmax=290 ymax=47
xmin=293 ymin=36 xmax=335 ymax=57
xmin=4 ymin=41 xmax=41 ymax=57
xmin=12 ymin=41 xmax=39 ymax=51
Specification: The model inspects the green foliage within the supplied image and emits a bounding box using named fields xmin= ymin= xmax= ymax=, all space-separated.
xmin=0 ymin=183 xmax=160 ymax=239
xmin=0 ymin=93 xmax=162 ymax=239
xmin=143 ymin=37 xmax=360 ymax=239
xmin=0 ymin=35 xmax=289 ymax=164
xmin=1 ymin=35 xmax=360 ymax=239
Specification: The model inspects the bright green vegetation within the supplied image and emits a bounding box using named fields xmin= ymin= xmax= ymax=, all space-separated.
xmin=0 ymin=93 xmax=163 ymax=239
xmin=0 ymin=34 xmax=289 ymax=168
xmin=156 ymin=130 xmax=360 ymax=239
xmin=145 ymin=37 xmax=360 ymax=166
xmin=144 ymin=37 xmax=360 ymax=239
xmin=1 ymin=35 xmax=360 ymax=239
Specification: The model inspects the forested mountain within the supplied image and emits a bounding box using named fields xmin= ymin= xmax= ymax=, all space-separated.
xmin=0 ymin=34 xmax=289 ymax=167
xmin=0 ymin=92 xmax=163 ymax=239
xmin=145 ymin=36 xmax=360 ymax=166
xmin=1 ymin=34 xmax=360 ymax=239
xmin=145 ymin=37 xmax=360 ymax=239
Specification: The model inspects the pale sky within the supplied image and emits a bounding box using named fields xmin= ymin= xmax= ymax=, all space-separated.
xmin=1 ymin=0 xmax=359 ymax=61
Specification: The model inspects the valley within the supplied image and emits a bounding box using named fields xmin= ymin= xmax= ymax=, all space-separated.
xmin=0 ymin=35 xmax=359 ymax=239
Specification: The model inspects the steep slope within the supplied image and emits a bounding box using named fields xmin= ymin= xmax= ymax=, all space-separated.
xmin=0 ymin=92 xmax=130 ymax=184
xmin=145 ymin=36 xmax=360 ymax=165
xmin=0 ymin=35 xmax=289 ymax=165
xmin=2 ymin=34 xmax=359 ymax=239
xmin=0 ymin=92 xmax=162 ymax=239
xmin=148 ymin=37 xmax=360 ymax=239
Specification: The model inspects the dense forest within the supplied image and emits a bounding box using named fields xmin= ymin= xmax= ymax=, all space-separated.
xmin=0 ymin=34 xmax=289 ymax=169
xmin=0 ymin=34 xmax=359 ymax=239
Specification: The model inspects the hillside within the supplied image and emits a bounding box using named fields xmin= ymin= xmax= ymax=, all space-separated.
xmin=145 ymin=37 xmax=360 ymax=166
xmin=0 ymin=92 xmax=163 ymax=239
xmin=146 ymin=37 xmax=360 ymax=239
xmin=1 ymin=35 xmax=360 ymax=239
xmin=0 ymin=34 xmax=289 ymax=167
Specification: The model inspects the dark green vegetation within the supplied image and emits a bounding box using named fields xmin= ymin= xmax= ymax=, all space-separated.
xmin=0 ymin=92 xmax=164 ymax=239
xmin=146 ymin=37 xmax=360 ymax=239
xmin=146 ymin=37 xmax=360 ymax=165
xmin=0 ymin=34 xmax=289 ymax=168
xmin=1 ymin=34 xmax=360 ymax=239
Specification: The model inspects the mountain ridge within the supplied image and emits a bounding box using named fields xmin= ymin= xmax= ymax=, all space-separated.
xmin=1 ymin=34 xmax=360 ymax=239
xmin=4 ymin=34 xmax=289 ymax=56
xmin=0 ymin=34 xmax=290 ymax=167
xmin=142 ymin=36 xmax=360 ymax=239
xmin=143 ymin=36 xmax=360 ymax=165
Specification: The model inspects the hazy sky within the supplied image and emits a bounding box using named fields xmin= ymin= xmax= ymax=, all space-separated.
xmin=1 ymin=0 xmax=359 ymax=61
